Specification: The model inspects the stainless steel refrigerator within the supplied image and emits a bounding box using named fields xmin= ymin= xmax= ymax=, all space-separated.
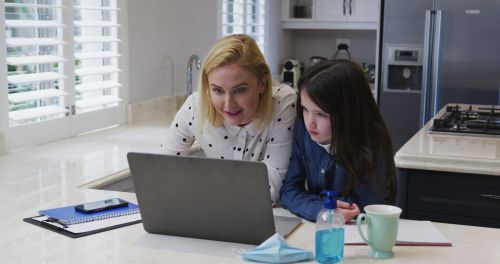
xmin=378 ymin=0 xmax=500 ymax=150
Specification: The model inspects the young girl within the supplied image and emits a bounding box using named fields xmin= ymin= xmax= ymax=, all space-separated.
xmin=280 ymin=59 xmax=396 ymax=222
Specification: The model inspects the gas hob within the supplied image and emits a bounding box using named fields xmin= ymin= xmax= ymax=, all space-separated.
xmin=430 ymin=104 xmax=500 ymax=136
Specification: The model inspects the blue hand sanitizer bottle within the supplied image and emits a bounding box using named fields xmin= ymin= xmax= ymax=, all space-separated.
xmin=315 ymin=191 xmax=345 ymax=264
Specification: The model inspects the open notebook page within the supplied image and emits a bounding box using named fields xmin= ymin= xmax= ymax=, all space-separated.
xmin=345 ymin=219 xmax=452 ymax=246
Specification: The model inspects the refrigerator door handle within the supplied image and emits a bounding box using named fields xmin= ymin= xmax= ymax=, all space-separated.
xmin=420 ymin=10 xmax=433 ymax=127
xmin=343 ymin=0 xmax=346 ymax=16
xmin=430 ymin=10 xmax=443 ymax=117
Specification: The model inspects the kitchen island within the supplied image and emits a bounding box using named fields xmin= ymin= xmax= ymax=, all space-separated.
xmin=1 ymin=118 xmax=500 ymax=263
xmin=3 ymin=183 xmax=500 ymax=263
xmin=395 ymin=104 xmax=500 ymax=228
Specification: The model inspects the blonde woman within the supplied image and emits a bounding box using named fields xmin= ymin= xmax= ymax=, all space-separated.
xmin=163 ymin=34 xmax=297 ymax=204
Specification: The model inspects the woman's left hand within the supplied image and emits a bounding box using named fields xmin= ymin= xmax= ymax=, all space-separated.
xmin=337 ymin=201 xmax=360 ymax=222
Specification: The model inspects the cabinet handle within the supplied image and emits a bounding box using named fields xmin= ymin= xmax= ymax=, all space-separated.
xmin=343 ymin=0 xmax=346 ymax=15
xmin=480 ymin=194 xmax=500 ymax=200
xmin=349 ymin=0 xmax=352 ymax=15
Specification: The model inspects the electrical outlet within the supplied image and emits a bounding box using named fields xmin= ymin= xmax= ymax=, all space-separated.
xmin=336 ymin=38 xmax=351 ymax=47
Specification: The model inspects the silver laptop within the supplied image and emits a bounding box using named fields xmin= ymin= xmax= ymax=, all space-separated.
xmin=127 ymin=152 xmax=301 ymax=245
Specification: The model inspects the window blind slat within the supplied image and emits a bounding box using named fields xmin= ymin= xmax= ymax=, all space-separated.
xmin=75 ymin=81 xmax=121 ymax=93
xmin=74 ymin=6 xmax=119 ymax=11
xmin=4 ymin=3 xmax=61 ymax=8
xmin=76 ymin=95 xmax=122 ymax=109
xmin=7 ymin=55 xmax=66 ymax=65
xmin=74 ymin=52 xmax=120 ymax=60
xmin=8 ymin=89 xmax=67 ymax=103
xmin=75 ymin=66 xmax=121 ymax=76
xmin=9 ymin=105 xmax=68 ymax=121
xmin=74 ymin=36 xmax=120 ymax=43
xmin=7 ymin=72 xmax=65 ymax=84
xmin=74 ymin=21 xmax=120 ymax=27
xmin=5 ymin=20 xmax=63 ymax=28
xmin=6 ymin=38 xmax=64 ymax=46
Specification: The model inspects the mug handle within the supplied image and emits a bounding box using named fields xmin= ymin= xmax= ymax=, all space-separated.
xmin=356 ymin=213 xmax=371 ymax=245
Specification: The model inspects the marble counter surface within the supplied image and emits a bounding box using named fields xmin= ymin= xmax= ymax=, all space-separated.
xmin=3 ymin=190 xmax=500 ymax=263
xmin=395 ymin=104 xmax=500 ymax=175
xmin=2 ymin=119 xmax=500 ymax=263
xmin=3 ymin=186 xmax=500 ymax=264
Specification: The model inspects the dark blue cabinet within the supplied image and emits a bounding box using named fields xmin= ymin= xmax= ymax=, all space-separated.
xmin=397 ymin=168 xmax=500 ymax=228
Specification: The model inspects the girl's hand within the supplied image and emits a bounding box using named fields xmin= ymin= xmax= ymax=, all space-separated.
xmin=336 ymin=201 xmax=360 ymax=223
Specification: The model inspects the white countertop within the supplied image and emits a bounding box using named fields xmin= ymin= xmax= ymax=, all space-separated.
xmin=3 ymin=188 xmax=500 ymax=263
xmin=2 ymin=119 xmax=500 ymax=263
xmin=395 ymin=104 xmax=500 ymax=175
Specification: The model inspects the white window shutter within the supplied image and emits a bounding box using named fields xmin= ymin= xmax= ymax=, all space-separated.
xmin=221 ymin=0 xmax=267 ymax=56
xmin=3 ymin=0 xmax=121 ymax=126
xmin=73 ymin=0 xmax=121 ymax=114
xmin=4 ymin=0 xmax=68 ymax=126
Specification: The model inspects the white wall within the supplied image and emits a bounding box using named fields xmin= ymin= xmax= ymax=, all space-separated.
xmin=267 ymin=0 xmax=294 ymax=78
xmin=126 ymin=0 xmax=294 ymax=104
xmin=127 ymin=0 xmax=218 ymax=103
xmin=126 ymin=1 xmax=377 ymax=104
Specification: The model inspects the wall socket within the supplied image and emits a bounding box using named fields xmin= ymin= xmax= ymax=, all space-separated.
xmin=336 ymin=38 xmax=351 ymax=47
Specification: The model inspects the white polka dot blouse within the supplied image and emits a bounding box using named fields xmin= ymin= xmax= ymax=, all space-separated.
xmin=162 ymin=84 xmax=297 ymax=204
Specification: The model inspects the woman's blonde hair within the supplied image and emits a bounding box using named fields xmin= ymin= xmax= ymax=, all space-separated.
xmin=198 ymin=34 xmax=273 ymax=129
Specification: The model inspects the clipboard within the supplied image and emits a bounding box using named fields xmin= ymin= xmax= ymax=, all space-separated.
xmin=38 ymin=200 xmax=140 ymax=225
xmin=23 ymin=214 xmax=142 ymax=238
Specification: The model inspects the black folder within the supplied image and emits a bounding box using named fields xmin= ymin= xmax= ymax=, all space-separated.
xmin=23 ymin=216 xmax=141 ymax=238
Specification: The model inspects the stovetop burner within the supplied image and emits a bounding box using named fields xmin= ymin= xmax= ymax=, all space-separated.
xmin=431 ymin=104 xmax=500 ymax=135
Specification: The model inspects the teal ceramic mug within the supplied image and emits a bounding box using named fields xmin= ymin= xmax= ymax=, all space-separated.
xmin=356 ymin=205 xmax=402 ymax=259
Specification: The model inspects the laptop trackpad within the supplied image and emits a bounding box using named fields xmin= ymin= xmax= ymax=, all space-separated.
xmin=274 ymin=215 xmax=302 ymax=238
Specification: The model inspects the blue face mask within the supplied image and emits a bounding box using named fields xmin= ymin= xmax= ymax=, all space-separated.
xmin=239 ymin=233 xmax=314 ymax=263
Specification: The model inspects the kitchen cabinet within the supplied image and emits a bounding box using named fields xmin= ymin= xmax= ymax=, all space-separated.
xmin=394 ymin=104 xmax=500 ymax=229
xmin=279 ymin=0 xmax=381 ymax=101
xmin=397 ymin=168 xmax=500 ymax=229
xmin=282 ymin=0 xmax=380 ymax=30
xmin=315 ymin=0 xmax=379 ymax=23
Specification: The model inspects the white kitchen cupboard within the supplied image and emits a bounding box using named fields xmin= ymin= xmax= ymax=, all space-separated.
xmin=282 ymin=0 xmax=380 ymax=30
xmin=315 ymin=0 xmax=379 ymax=23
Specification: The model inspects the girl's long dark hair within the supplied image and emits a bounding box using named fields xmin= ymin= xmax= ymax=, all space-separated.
xmin=297 ymin=59 xmax=396 ymax=204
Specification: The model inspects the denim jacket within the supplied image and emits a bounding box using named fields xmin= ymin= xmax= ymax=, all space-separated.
xmin=280 ymin=119 xmax=387 ymax=222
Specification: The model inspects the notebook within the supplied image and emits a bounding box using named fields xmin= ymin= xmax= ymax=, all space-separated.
xmin=39 ymin=200 xmax=140 ymax=225
xmin=24 ymin=199 xmax=141 ymax=238
xmin=345 ymin=219 xmax=452 ymax=246
xmin=127 ymin=152 xmax=302 ymax=245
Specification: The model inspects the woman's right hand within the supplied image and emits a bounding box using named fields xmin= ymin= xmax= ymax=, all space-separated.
xmin=337 ymin=200 xmax=360 ymax=223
